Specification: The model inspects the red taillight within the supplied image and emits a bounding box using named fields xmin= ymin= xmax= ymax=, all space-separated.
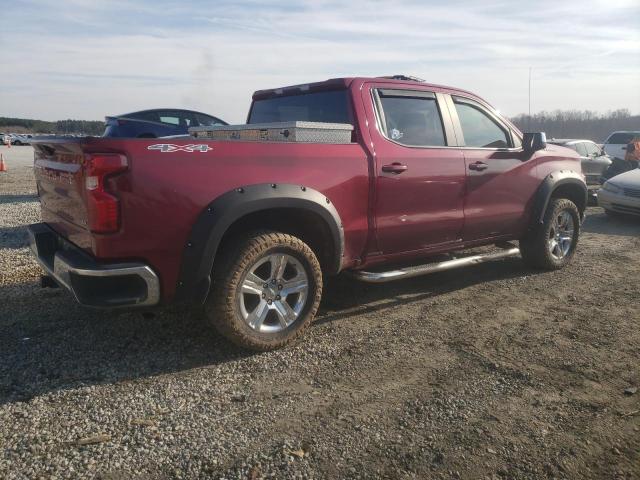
xmin=84 ymin=154 xmax=128 ymax=233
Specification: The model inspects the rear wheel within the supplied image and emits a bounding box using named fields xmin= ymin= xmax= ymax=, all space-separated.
xmin=520 ymin=198 xmax=580 ymax=270
xmin=206 ymin=231 xmax=322 ymax=351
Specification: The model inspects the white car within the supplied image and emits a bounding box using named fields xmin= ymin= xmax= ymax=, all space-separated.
xmin=603 ymin=131 xmax=640 ymax=160
xmin=599 ymin=168 xmax=640 ymax=216
xmin=7 ymin=133 xmax=32 ymax=145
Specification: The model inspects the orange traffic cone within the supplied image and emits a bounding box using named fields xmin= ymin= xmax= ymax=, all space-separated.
xmin=0 ymin=153 xmax=7 ymax=172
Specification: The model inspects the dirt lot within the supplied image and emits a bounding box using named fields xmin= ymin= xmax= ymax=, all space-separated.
xmin=1 ymin=146 xmax=639 ymax=479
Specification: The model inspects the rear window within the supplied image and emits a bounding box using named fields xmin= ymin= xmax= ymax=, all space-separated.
xmin=248 ymin=90 xmax=351 ymax=124
xmin=606 ymin=132 xmax=640 ymax=144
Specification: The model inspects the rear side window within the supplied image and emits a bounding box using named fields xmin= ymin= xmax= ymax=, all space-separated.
xmin=453 ymin=98 xmax=510 ymax=148
xmin=194 ymin=113 xmax=227 ymax=126
xmin=249 ymin=90 xmax=351 ymax=124
xmin=157 ymin=111 xmax=190 ymax=127
xmin=159 ymin=115 xmax=180 ymax=126
xmin=583 ymin=142 xmax=600 ymax=156
xmin=574 ymin=142 xmax=588 ymax=156
xmin=376 ymin=91 xmax=446 ymax=147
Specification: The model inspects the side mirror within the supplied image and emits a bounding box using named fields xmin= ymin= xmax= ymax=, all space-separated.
xmin=523 ymin=132 xmax=547 ymax=154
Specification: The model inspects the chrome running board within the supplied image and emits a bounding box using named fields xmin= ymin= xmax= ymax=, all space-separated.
xmin=348 ymin=247 xmax=521 ymax=284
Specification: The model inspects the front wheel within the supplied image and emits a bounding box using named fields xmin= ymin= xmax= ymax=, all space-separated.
xmin=520 ymin=198 xmax=580 ymax=270
xmin=206 ymin=231 xmax=322 ymax=351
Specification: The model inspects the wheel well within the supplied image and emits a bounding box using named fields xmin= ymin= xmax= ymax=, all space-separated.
xmin=216 ymin=208 xmax=337 ymax=274
xmin=550 ymin=183 xmax=587 ymax=216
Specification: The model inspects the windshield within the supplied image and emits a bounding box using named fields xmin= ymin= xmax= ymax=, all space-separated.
xmin=248 ymin=90 xmax=351 ymax=124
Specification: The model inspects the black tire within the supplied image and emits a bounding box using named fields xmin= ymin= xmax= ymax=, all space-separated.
xmin=205 ymin=231 xmax=322 ymax=351
xmin=520 ymin=198 xmax=580 ymax=270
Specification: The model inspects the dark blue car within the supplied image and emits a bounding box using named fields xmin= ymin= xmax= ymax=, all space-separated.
xmin=103 ymin=109 xmax=227 ymax=138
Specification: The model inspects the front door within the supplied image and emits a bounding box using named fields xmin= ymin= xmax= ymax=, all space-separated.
xmin=363 ymin=85 xmax=466 ymax=255
xmin=447 ymin=95 xmax=539 ymax=241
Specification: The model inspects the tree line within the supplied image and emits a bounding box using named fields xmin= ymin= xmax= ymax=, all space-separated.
xmin=510 ymin=109 xmax=639 ymax=143
xmin=0 ymin=117 xmax=104 ymax=136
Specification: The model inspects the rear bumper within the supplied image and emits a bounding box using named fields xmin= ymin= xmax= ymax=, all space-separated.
xmin=27 ymin=223 xmax=160 ymax=307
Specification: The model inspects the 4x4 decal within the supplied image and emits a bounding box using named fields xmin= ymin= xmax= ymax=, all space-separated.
xmin=148 ymin=144 xmax=212 ymax=153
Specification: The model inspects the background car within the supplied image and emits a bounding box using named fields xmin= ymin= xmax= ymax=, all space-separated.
xmin=0 ymin=133 xmax=8 ymax=145
xmin=8 ymin=133 xmax=32 ymax=145
xmin=599 ymin=168 xmax=640 ymax=217
xmin=103 ymin=109 xmax=227 ymax=138
xmin=548 ymin=138 xmax=611 ymax=185
xmin=603 ymin=131 xmax=640 ymax=160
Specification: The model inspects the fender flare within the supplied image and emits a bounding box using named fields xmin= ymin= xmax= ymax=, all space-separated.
xmin=531 ymin=170 xmax=587 ymax=225
xmin=174 ymin=183 xmax=344 ymax=304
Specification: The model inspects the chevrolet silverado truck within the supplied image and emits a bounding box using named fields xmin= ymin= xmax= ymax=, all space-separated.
xmin=28 ymin=75 xmax=587 ymax=351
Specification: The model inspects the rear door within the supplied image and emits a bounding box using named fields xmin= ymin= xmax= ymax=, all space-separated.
xmin=363 ymin=84 xmax=466 ymax=254
xmin=447 ymin=95 xmax=538 ymax=241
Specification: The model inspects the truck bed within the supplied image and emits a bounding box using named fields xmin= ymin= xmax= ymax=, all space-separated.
xmin=31 ymin=136 xmax=370 ymax=302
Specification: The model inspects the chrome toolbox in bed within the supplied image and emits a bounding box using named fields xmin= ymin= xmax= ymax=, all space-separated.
xmin=189 ymin=121 xmax=353 ymax=144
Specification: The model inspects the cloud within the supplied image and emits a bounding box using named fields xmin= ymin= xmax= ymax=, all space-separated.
xmin=0 ymin=0 xmax=638 ymax=121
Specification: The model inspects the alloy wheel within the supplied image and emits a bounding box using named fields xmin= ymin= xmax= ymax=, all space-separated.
xmin=548 ymin=210 xmax=575 ymax=260
xmin=238 ymin=253 xmax=309 ymax=333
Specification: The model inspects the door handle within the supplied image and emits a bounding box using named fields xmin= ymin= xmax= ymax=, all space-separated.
xmin=468 ymin=161 xmax=488 ymax=171
xmin=381 ymin=162 xmax=408 ymax=174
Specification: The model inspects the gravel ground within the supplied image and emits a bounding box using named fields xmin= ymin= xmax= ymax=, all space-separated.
xmin=1 ymin=146 xmax=639 ymax=479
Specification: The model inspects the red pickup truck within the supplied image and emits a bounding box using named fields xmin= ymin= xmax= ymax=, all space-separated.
xmin=28 ymin=76 xmax=587 ymax=350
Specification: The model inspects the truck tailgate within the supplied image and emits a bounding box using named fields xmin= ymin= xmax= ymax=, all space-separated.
xmin=33 ymin=140 xmax=92 ymax=250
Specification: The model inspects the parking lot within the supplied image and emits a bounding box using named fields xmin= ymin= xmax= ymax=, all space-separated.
xmin=0 ymin=146 xmax=639 ymax=479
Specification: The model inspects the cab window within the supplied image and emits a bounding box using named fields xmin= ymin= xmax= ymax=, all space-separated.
xmin=453 ymin=97 xmax=510 ymax=148
xmin=376 ymin=90 xmax=446 ymax=147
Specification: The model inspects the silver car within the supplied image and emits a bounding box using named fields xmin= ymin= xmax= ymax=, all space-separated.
xmin=548 ymin=139 xmax=612 ymax=185
xmin=599 ymin=168 xmax=640 ymax=217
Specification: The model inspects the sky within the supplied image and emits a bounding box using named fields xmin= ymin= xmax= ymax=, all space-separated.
xmin=0 ymin=0 xmax=638 ymax=123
